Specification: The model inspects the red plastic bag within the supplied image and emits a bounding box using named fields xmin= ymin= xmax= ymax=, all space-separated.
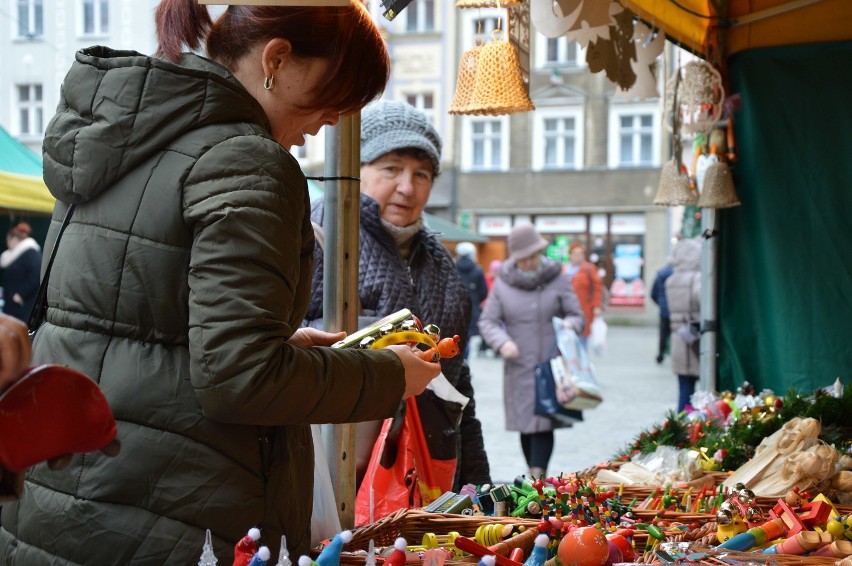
xmin=354 ymin=396 xmax=456 ymax=526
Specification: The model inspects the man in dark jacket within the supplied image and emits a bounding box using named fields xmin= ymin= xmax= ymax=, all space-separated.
xmin=305 ymin=101 xmax=491 ymax=493
xmin=454 ymin=242 xmax=488 ymax=359
xmin=651 ymin=262 xmax=674 ymax=364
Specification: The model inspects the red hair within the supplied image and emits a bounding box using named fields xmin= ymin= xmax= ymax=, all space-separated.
xmin=8 ymin=222 xmax=32 ymax=239
xmin=155 ymin=0 xmax=389 ymax=116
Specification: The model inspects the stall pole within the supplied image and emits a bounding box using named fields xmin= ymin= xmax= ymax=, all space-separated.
xmin=699 ymin=208 xmax=718 ymax=393
xmin=320 ymin=114 xmax=361 ymax=529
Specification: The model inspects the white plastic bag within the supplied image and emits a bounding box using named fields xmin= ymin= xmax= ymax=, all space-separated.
xmin=311 ymin=424 xmax=342 ymax=546
xmin=552 ymin=318 xmax=603 ymax=410
xmin=590 ymin=317 xmax=607 ymax=356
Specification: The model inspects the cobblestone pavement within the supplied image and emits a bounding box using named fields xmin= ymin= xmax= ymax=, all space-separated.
xmin=466 ymin=323 xmax=677 ymax=484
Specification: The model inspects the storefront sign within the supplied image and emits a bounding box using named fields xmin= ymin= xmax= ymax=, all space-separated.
xmin=478 ymin=216 xmax=513 ymax=236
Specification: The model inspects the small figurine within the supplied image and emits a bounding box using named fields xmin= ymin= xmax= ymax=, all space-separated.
xmin=415 ymin=335 xmax=461 ymax=362
xmin=316 ymin=530 xmax=353 ymax=566
xmin=247 ymin=547 xmax=271 ymax=566
xmin=234 ymin=528 xmax=261 ymax=566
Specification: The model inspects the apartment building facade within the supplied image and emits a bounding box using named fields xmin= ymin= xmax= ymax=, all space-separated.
xmin=2 ymin=0 xmax=672 ymax=317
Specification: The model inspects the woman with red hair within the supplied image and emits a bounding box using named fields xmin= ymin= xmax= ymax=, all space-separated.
xmin=1 ymin=223 xmax=41 ymax=322
xmin=0 ymin=2 xmax=441 ymax=563
xmin=566 ymin=242 xmax=603 ymax=350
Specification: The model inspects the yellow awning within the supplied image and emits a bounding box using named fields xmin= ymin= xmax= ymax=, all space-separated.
xmin=621 ymin=0 xmax=852 ymax=58
xmin=0 ymin=170 xmax=55 ymax=214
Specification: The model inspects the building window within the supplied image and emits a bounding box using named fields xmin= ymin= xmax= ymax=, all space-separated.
xmin=404 ymin=92 xmax=435 ymax=124
xmin=534 ymin=33 xmax=585 ymax=69
xmin=608 ymin=103 xmax=661 ymax=168
xmin=17 ymin=84 xmax=44 ymax=136
xmin=460 ymin=8 xmax=503 ymax=48
xmin=17 ymin=0 xmax=44 ymax=38
xmin=405 ymin=0 xmax=435 ymax=33
xmin=533 ymin=108 xmax=584 ymax=170
xmin=464 ymin=116 xmax=508 ymax=171
xmin=80 ymin=0 xmax=110 ymax=36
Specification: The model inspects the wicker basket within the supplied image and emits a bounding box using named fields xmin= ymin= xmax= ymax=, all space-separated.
xmin=336 ymin=509 xmax=541 ymax=566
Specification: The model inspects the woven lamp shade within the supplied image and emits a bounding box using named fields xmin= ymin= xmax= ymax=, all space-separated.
xmin=697 ymin=162 xmax=741 ymax=208
xmin=449 ymin=42 xmax=483 ymax=114
xmin=466 ymin=31 xmax=534 ymax=116
xmin=456 ymin=0 xmax=521 ymax=7
xmin=654 ymin=158 xmax=696 ymax=206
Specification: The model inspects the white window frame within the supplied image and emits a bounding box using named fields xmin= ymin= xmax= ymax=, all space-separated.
xmin=79 ymin=0 xmax=110 ymax=37
xmin=607 ymin=102 xmax=661 ymax=168
xmin=462 ymin=115 xmax=509 ymax=172
xmin=403 ymin=92 xmax=436 ymax=125
xmin=532 ymin=107 xmax=584 ymax=170
xmin=460 ymin=7 xmax=505 ymax=49
xmin=404 ymin=0 xmax=436 ymax=33
xmin=16 ymin=0 xmax=43 ymax=38
xmin=534 ymin=33 xmax=586 ymax=70
xmin=16 ymin=83 xmax=44 ymax=138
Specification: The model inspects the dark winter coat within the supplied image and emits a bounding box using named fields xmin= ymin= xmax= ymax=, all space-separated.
xmin=305 ymin=195 xmax=491 ymax=487
xmin=0 ymin=239 xmax=41 ymax=322
xmin=455 ymin=255 xmax=488 ymax=338
xmin=0 ymin=46 xmax=405 ymax=565
xmin=666 ymin=238 xmax=702 ymax=376
xmin=651 ymin=263 xmax=674 ymax=319
xmin=478 ymin=258 xmax=584 ymax=433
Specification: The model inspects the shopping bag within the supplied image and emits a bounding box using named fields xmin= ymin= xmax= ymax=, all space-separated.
xmin=590 ymin=317 xmax=607 ymax=356
xmin=310 ymin=424 xmax=342 ymax=546
xmin=354 ymin=393 xmax=458 ymax=526
xmin=534 ymin=358 xmax=584 ymax=427
xmin=553 ymin=318 xmax=603 ymax=410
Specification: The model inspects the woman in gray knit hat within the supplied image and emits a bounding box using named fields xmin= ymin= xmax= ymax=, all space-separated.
xmin=306 ymin=100 xmax=492 ymax=499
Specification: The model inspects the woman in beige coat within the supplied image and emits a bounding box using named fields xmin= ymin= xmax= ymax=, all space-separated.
xmin=478 ymin=224 xmax=584 ymax=478
xmin=665 ymin=237 xmax=702 ymax=411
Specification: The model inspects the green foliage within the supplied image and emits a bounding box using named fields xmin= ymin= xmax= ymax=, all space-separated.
xmin=613 ymin=384 xmax=852 ymax=470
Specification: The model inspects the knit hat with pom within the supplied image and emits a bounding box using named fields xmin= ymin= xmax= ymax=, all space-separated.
xmin=361 ymin=101 xmax=442 ymax=177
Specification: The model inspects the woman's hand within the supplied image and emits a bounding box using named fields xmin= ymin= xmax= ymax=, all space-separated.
xmin=0 ymin=314 xmax=31 ymax=391
xmin=287 ymin=328 xmax=346 ymax=348
xmin=387 ymin=344 xmax=441 ymax=399
xmin=498 ymin=340 xmax=519 ymax=360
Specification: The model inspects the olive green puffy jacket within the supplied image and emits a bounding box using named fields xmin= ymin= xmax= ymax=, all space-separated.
xmin=0 ymin=46 xmax=404 ymax=565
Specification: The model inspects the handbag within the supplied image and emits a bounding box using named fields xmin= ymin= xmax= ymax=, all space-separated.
xmin=534 ymin=355 xmax=584 ymax=427
xmin=551 ymin=318 xmax=603 ymax=410
xmin=27 ymin=204 xmax=76 ymax=340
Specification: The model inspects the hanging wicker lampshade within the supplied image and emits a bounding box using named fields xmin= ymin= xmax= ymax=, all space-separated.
xmin=466 ymin=29 xmax=534 ymax=115
xmin=449 ymin=38 xmax=484 ymax=115
xmin=654 ymin=158 xmax=696 ymax=206
xmin=697 ymin=161 xmax=741 ymax=208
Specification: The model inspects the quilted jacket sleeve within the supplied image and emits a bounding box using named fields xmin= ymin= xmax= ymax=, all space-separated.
xmin=182 ymin=134 xmax=404 ymax=425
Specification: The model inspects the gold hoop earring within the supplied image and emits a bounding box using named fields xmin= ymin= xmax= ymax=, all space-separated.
xmin=263 ymin=75 xmax=275 ymax=91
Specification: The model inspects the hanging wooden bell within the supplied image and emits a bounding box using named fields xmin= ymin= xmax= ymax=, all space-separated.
xmin=654 ymin=158 xmax=696 ymax=206
xmin=449 ymin=37 xmax=484 ymax=115
xmin=697 ymin=161 xmax=741 ymax=208
xmin=467 ymin=29 xmax=534 ymax=115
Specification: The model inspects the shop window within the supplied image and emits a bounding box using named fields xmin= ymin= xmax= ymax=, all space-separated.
xmin=17 ymin=0 xmax=43 ymax=38
xmin=607 ymin=103 xmax=661 ymax=168
xmin=17 ymin=83 xmax=43 ymax=137
xmin=80 ymin=0 xmax=109 ymax=37
xmin=405 ymin=0 xmax=435 ymax=33
xmin=532 ymin=108 xmax=584 ymax=170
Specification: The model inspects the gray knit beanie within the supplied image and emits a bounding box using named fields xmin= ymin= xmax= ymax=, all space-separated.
xmin=361 ymin=100 xmax=442 ymax=176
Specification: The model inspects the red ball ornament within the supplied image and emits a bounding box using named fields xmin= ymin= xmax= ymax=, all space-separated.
xmin=557 ymin=527 xmax=609 ymax=566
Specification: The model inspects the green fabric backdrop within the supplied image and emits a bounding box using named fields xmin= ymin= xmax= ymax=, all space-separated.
xmin=718 ymin=41 xmax=852 ymax=393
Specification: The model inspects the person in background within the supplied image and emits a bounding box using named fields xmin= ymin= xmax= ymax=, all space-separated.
xmin=479 ymin=224 xmax=584 ymax=479
xmin=566 ymin=242 xmax=603 ymax=350
xmin=0 ymin=3 xmax=441 ymax=564
xmin=651 ymin=261 xmax=674 ymax=364
xmin=305 ymin=100 xmax=491 ymax=490
xmin=478 ymin=259 xmax=502 ymax=357
xmin=665 ymin=237 xmax=702 ymax=412
xmin=454 ymin=242 xmax=488 ymax=360
xmin=1 ymin=223 xmax=42 ymax=323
